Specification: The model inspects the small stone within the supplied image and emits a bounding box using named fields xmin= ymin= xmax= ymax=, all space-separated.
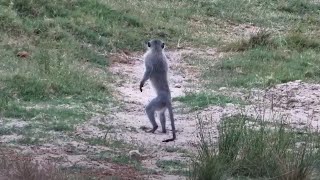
xmin=219 ymin=87 xmax=227 ymax=91
xmin=17 ymin=51 xmax=29 ymax=58
xmin=175 ymin=84 xmax=182 ymax=88
xmin=129 ymin=150 xmax=141 ymax=160
xmin=21 ymin=148 xmax=34 ymax=155
xmin=226 ymin=103 xmax=234 ymax=107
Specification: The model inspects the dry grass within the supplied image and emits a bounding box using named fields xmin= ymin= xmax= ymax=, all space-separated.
xmin=0 ymin=149 xmax=69 ymax=180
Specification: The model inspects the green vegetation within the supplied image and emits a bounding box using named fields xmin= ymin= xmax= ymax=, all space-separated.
xmin=88 ymin=151 xmax=143 ymax=172
xmin=190 ymin=115 xmax=320 ymax=179
xmin=220 ymin=30 xmax=275 ymax=52
xmin=112 ymin=154 xmax=140 ymax=167
xmin=0 ymin=0 xmax=120 ymax=139
xmin=200 ymin=0 xmax=320 ymax=28
xmin=164 ymin=146 xmax=188 ymax=153
xmin=174 ymin=92 xmax=243 ymax=110
xmin=183 ymin=0 xmax=320 ymax=89
xmin=156 ymin=159 xmax=188 ymax=176
xmin=207 ymin=32 xmax=320 ymax=88
xmin=16 ymin=136 xmax=41 ymax=145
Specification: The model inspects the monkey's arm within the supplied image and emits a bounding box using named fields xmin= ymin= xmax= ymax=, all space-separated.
xmin=140 ymin=65 xmax=153 ymax=92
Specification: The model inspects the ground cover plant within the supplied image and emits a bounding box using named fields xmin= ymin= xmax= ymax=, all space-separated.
xmin=190 ymin=115 xmax=320 ymax=180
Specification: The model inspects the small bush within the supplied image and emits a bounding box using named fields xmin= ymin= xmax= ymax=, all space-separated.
xmin=0 ymin=150 xmax=80 ymax=180
xmin=190 ymin=115 xmax=320 ymax=179
xmin=285 ymin=32 xmax=320 ymax=52
xmin=220 ymin=30 xmax=275 ymax=52
xmin=156 ymin=160 xmax=188 ymax=176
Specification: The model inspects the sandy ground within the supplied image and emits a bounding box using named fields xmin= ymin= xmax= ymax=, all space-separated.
xmin=77 ymin=48 xmax=207 ymax=179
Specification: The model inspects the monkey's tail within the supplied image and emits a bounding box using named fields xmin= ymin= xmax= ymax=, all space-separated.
xmin=162 ymin=103 xmax=176 ymax=142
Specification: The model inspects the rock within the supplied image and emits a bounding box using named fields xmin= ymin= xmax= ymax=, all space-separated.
xmin=219 ymin=87 xmax=227 ymax=91
xmin=175 ymin=84 xmax=181 ymax=88
xmin=226 ymin=103 xmax=235 ymax=107
xmin=298 ymin=121 xmax=307 ymax=126
xmin=17 ymin=51 xmax=29 ymax=58
xmin=129 ymin=150 xmax=141 ymax=160
xmin=21 ymin=148 xmax=34 ymax=155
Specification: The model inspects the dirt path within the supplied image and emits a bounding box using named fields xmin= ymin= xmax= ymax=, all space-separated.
xmin=109 ymin=50 xmax=192 ymax=146
xmin=72 ymin=46 xmax=242 ymax=179
xmin=96 ymin=49 xmax=202 ymax=179
xmin=74 ymin=47 xmax=232 ymax=179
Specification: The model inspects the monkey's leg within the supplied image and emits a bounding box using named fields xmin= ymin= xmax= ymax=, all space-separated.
xmin=145 ymin=99 xmax=160 ymax=133
xmin=162 ymin=103 xmax=176 ymax=142
xmin=159 ymin=111 xmax=166 ymax=133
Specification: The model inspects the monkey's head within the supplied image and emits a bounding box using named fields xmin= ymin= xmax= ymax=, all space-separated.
xmin=145 ymin=39 xmax=165 ymax=51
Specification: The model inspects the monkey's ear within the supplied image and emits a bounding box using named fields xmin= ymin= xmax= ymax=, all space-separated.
xmin=147 ymin=41 xmax=151 ymax=47
xmin=161 ymin=43 xmax=165 ymax=49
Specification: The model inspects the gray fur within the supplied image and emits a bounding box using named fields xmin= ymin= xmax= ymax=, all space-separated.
xmin=139 ymin=39 xmax=176 ymax=142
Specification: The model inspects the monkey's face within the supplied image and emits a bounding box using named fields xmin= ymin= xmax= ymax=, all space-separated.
xmin=146 ymin=39 xmax=165 ymax=50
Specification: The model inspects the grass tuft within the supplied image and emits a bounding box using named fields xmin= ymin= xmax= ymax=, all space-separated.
xmin=277 ymin=0 xmax=320 ymax=15
xmin=156 ymin=159 xmax=188 ymax=176
xmin=190 ymin=115 xmax=320 ymax=179
xmin=221 ymin=30 xmax=274 ymax=52
xmin=173 ymin=92 xmax=243 ymax=110
xmin=205 ymin=45 xmax=320 ymax=88
xmin=285 ymin=32 xmax=320 ymax=52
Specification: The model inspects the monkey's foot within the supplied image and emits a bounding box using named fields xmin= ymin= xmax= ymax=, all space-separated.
xmin=162 ymin=129 xmax=167 ymax=133
xmin=146 ymin=126 xmax=158 ymax=133
xmin=162 ymin=138 xmax=175 ymax=142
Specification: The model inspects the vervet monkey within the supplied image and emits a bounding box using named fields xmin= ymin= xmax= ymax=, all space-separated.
xmin=139 ymin=39 xmax=176 ymax=142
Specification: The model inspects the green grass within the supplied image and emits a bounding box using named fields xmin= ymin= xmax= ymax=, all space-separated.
xmin=179 ymin=0 xmax=320 ymax=89
xmin=156 ymin=159 xmax=188 ymax=176
xmin=198 ymin=30 xmax=320 ymax=89
xmin=88 ymin=151 xmax=143 ymax=172
xmin=200 ymin=0 xmax=320 ymax=28
xmin=211 ymin=46 xmax=320 ymax=88
xmin=0 ymin=0 xmax=121 ymax=143
xmin=0 ymin=127 xmax=12 ymax=136
xmin=285 ymin=32 xmax=320 ymax=52
xmin=173 ymin=92 xmax=244 ymax=110
xmin=164 ymin=146 xmax=188 ymax=153
xmin=190 ymin=115 xmax=320 ymax=179
xmin=220 ymin=30 xmax=275 ymax=52
xmin=88 ymin=151 xmax=112 ymax=161
xmin=16 ymin=136 xmax=41 ymax=145
xmin=111 ymin=154 xmax=141 ymax=167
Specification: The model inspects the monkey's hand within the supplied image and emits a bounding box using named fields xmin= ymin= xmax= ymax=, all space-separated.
xmin=139 ymin=81 xmax=144 ymax=92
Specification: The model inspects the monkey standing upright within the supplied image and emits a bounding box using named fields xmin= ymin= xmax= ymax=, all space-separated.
xmin=139 ymin=39 xmax=176 ymax=142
